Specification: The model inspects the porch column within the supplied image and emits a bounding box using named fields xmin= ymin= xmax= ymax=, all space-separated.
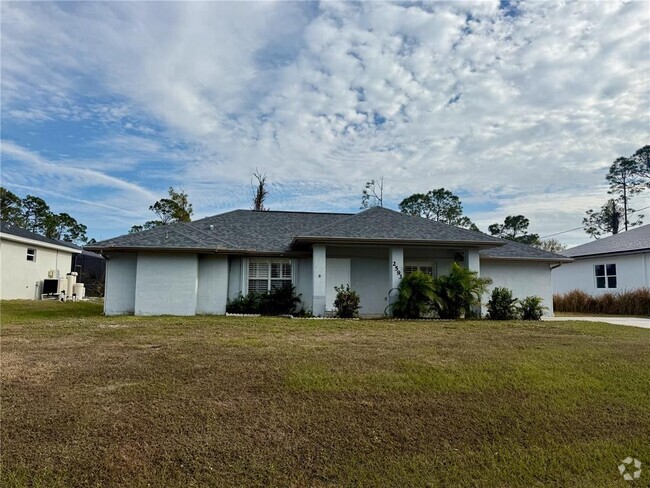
xmin=388 ymin=247 xmax=404 ymax=309
xmin=465 ymin=249 xmax=482 ymax=316
xmin=312 ymin=244 xmax=327 ymax=317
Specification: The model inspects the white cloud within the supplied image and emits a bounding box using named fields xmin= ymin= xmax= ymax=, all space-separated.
xmin=1 ymin=1 xmax=648 ymax=245
xmin=0 ymin=140 xmax=159 ymax=230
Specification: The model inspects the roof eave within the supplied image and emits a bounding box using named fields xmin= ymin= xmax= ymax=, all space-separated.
xmin=86 ymin=246 xmax=310 ymax=257
xmin=481 ymin=255 xmax=574 ymax=263
xmin=564 ymin=248 xmax=649 ymax=259
xmin=86 ymin=246 xmax=221 ymax=253
xmin=1 ymin=232 xmax=82 ymax=253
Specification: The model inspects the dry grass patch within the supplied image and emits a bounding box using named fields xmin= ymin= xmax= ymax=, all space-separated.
xmin=1 ymin=300 xmax=649 ymax=487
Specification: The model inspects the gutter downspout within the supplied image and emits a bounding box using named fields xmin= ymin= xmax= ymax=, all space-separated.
xmin=549 ymin=262 xmax=564 ymax=318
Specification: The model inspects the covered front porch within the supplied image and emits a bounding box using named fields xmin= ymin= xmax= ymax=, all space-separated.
xmin=309 ymin=244 xmax=482 ymax=317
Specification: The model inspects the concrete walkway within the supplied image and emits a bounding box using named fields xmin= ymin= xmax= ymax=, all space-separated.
xmin=543 ymin=315 xmax=650 ymax=329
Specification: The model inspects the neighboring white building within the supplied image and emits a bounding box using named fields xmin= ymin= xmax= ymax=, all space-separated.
xmin=0 ymin=223 xmax=82 ymax=300
xmin=552 ymin=224 xmax=650 ymax=295
xmin=87 ymin=207 xmax=571 ymax=317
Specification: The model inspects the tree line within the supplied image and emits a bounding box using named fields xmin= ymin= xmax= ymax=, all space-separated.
xmin=582 ymin=145 xmax=648 ymax=238
xmin=361 ymin=179 xmax=560 ymax=251
xmin=3 ymin=145 xmax=646 ymax=247
xmin=360 ymin=145 xmax=648 ymax=248
xmin=0 ymin=188 xmax=89 ymax=243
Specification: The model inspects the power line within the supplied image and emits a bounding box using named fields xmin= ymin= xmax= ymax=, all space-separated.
xmin=541 ymin=226 xmax=585 ymax=239
xmin=540 ymin=205 xmax=650 ymax=239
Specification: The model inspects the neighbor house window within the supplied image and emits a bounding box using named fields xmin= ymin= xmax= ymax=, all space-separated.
xmin=26 ymin=248 xmax=36 ymax=262
xmin=595 ymin=264 xmax=617 ymax=289
xmin=404 ymin=262 xmax=434 ymax=277
xmin=248 ymin=259 xmax=292 ymax=293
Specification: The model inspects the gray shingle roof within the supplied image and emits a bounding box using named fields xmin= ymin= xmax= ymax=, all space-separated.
xmin=89 ymin=210 xmax=350 ymax=253
xmin=0 ymin=222 xmax=82 ymax=251
xmin=87 ymin=207 xmax=569 ymax=262
xmin=562 ymin=224 xmax=650 ymax=258
xmin=195 ymin=210 xmax=350 ymax=252
xmin=85 ymin=221 xmax=235 ymax=251
xmin=480 ymin=239 xmax=572 ymax=262
xmin=295 ymin=207 xmax=504 ymax=245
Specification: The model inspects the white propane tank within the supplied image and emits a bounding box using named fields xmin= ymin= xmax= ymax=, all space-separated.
xmin=73 ymin=283 xmax=85 ymax=300
xmin=66 ymin=274 xmax=77 ymax=297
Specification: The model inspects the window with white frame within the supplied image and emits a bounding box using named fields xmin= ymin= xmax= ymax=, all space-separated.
xmin=26 ymin=248 xmax=36 ymax=262
xmin=404 ymin=262 xmax=434 ymax=277
xmin=248 ymin=258 xmax=292 ymax=293
xmin=594 ymin=264 xmax=617 ymax=289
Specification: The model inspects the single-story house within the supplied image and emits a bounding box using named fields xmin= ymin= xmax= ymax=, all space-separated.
xmin=87 ymin=207 xmax=571 ymax=317
xmin=552 ymin=224 xmax=650 ymax=295
xmin=0 ymin=222 xmax=82 ymax=300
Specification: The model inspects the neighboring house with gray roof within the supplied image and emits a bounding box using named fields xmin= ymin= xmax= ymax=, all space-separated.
xmin=87 ymin=207 xmax=571 ymax=317
xmin=552 ymin=224 xmax=650 ymax=296
xmin=0 ymin=222 xmax=82 ymax=300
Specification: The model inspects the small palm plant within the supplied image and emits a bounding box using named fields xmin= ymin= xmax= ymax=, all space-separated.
xmin=519 ymin=296 xmax=547 ymax=320
xmin=432 ymin=262 xmax=491 ymax=319
xmin=391 ymin=271 xmax=439 ymax=319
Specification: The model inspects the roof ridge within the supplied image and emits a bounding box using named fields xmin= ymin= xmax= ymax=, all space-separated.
xmin=568 ymin=223 xmax=650 ymax=249
xmin=193 ymin=209 xmax=354 ymax=223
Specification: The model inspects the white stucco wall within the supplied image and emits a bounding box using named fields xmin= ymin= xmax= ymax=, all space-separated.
xmin=481 ymin=260 xmax=554 ymax=315
xmin=196 ymin=255 xmax=229 ymax=314
xmin=0 ymin=237 xmax=77 ymax=299
xmin=552 ymin=252 xmax=649 ymax=295
xmin=134 ymin=253 xmax=198 ymax=316
xmin=351 ymin=257 xmax=390 ymax=316
xmin=293 ymin=257 xmax=313 ymax=312
xmin=227 ymin=257 xmax=243 ymax=301
xmin=104 ymin=252 xmax=137 ymax=315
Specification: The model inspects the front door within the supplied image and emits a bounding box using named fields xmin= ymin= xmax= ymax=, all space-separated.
xmin=326 ymin=258 xmax=351 ymax=311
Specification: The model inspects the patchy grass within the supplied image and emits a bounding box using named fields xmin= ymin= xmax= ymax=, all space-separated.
xmin=1 ymin=300 xmax=649 ymax=487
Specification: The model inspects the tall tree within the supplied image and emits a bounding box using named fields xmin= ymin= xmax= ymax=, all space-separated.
xmin=399 ymin=193 xmax=432 ymax=218
xmin=489 ymin=215 xmax=540 ymax=245
xmin=536 ymin=238 xmax=567 ymax=253
xmin=1 ymin=187 xmax=24 ymax=226
xmin=251 ymin=170 xmax=269 ymax=211
xmin=44 ymin=212 xmax=88 ymax=243
xmin=399 ymin=188 xmax=479 ymax=230
xmin=630 ymin=145 xmax=650 ymax=179
xmin=582 ymin=199 xmax=626 ymax=239
xmin=606 ymin=156 xmax=647 ymax=231
xmin=131 ymin=187 xmax=193 ymax=233
xmin=361 ymin=177 xmax=384 ymax=209
xmin=21 ymin=195 xmax=51 ymax=234
xmin=0 ymin=188 xmax=89 ymax=243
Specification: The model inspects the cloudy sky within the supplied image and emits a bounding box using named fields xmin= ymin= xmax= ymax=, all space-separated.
xmin=1 ymin=1 xmax=648 ymax=245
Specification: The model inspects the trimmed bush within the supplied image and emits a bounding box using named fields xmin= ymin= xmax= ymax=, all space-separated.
xmin=519 ymin=296 xmax=546 ymax=320
xmin=553 ymin=289 xmax=650 ymax=316
xmin=226 ymin=284 xmax=302 ymax=315
xmin=226 ymin=292 xmax=263 ymax=314
xmin=486 ymin=287 xmax=519 ymax=320
xmin=333 ymin=284 xmax=361 ymax=318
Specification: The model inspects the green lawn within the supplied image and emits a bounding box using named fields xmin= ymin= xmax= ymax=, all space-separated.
xmin=1 ymin=300 xmax=649 ymax=487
